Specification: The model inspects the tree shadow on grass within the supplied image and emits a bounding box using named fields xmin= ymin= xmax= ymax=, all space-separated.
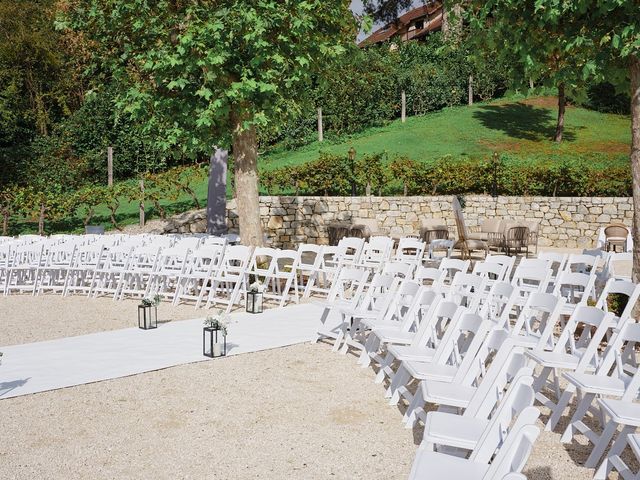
xmin=473 ymin=102 xmax=577 ymax=142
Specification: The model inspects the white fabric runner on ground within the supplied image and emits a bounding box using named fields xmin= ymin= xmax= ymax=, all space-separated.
xmin=0 ymin=303 xmax=322 ymax=399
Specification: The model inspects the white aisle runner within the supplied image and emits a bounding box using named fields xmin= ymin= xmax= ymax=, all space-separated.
xmin=0 ymin=303 xmax=322 ymax=399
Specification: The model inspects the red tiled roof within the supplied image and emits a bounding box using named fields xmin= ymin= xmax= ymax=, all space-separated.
xmin=359 ymin=2 xmax=443 ymax=47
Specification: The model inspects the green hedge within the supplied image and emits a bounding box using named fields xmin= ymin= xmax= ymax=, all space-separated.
xmin=260 ymin=152 xmax=631 ymax=197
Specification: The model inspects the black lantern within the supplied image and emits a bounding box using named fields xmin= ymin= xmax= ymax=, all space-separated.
xmin=203 ymin=326 xmax=227 ymax=358
xmin=246 ymin=291 xmax=263 ymax=314
xmin=138 ymin=304 xmax=157 ymax=330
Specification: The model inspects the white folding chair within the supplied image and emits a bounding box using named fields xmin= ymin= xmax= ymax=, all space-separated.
xmin=4 ymin=243 xmax=44 ymax=295
xmin=564 ymin=253 xmax=599 ymax=274
xmin=357 ymin=236 xmax=394 ymax=270
xmin=295 ymin=244 xmax=324 ymax=299
xmin=527 ymin=306 xmax=615 ymax=429
xmin=446 ymin=272 xmax=487 ymax=312
xmin=146 ymin=246 xmax=193 ymax=300
xmin=36 ymin=243 xmax=77 ymax=295
xmin=63 ymin=243 xmax=105 ymax=296
xmin=413 ymin=265 xmax=446 ymax=287
xmin=438 ymin=258 xmax=470 ymax=286
xmin=551 ymin=270 xmax=597 ymax=316
xmin=395 ymin=237 xmax=426 ymax=266
xmin=116 ymin=245 xmax=162 ymax=300
xmin=381 ymin=261 xmax=416 ymax=280
xmin=508 ymin=292 xmax=565 ymax=350
xmin=204 ymin=245 xmax=253 ymax=313
xmin=173 ymin=244 xmax=225 ymax=307
xmin=409 ymin=407 xmax=541 ymax=480
xmin=485 ymin=254 xmax=516 ymax=281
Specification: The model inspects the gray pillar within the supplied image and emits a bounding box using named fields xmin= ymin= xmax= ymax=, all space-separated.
xmin=207 ymin=147 xmax=228 ymax=235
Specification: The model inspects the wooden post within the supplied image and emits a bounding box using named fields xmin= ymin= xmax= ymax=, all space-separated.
xmin=401 ymin=91 xmax=406 ymax=123
xmin=317 ymin=107 xmax=323 ymax=142
xmin=468 ymin=76 xmax=473 ymax=106
xmin=139 ymin=179 xmax=145 ymax=227
xmin=107 ymin=146 xmax=113 ymax=187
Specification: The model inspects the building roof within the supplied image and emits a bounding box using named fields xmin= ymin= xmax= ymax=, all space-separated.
xmin=359 ymin=2 xmax=443 ymax=47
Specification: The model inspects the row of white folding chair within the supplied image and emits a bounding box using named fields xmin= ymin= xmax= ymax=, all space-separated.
xmin=548 ymin=321 xmax=640 ymax=472
xmin=246 ymin=247 xmax=300 ymax=308
xmin=172 ymin=244 xmax=226 ymax=307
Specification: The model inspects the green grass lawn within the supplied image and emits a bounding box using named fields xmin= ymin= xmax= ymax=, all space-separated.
xmin=19 ymin=95 xmax=632 ymax=234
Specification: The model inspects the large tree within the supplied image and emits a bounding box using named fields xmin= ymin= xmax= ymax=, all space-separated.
xmin=459 ymin=0 xmax=593 ymax=142
xmin=62 ymin=0 xmax=353 ymax=246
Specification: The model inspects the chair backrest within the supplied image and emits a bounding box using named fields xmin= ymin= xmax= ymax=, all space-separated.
xmin=511 ymin=261 xmax=551 ymax=299
xmin=479 ymin=281 xmax=518 ymax=328
xmin=220 ymin=245 xmax=253 ymax=273
xmin=473 ymin=261 xmax=510 ymax=285
xmin=185 ymin=245 xmax=224 ymax=275
xmin=596 ymin=322 xmax=640 ymax=401
xmin=412 ymin=300 xmax=463 ymax=349
xmin=438 ymin=258 xmax=470 ymax=284
xmin=325 ymin=267 xmax=369 ymax=304
xmin=552 ymin=271 xmax=597 ymax=308
xmin=432 ymin=310 xmax=485 ymax=368
xmin=510 ymin=292 xmax=565 ymax=350
xmin=565 ymin=253 xmax=599 ymax=274
xmin=471 ymin=381 xmax=537 ymax=464
xmin=485 ymin=254 xmax=517 ymax=281
xmin=356 ymin=274 xmax=400 ymax=315
xmin=537 ymin=252 xmax=568 ymax=277
xmin=249 ymin=247 xmax=278 ymax=276
xmin=335 ymin=237 xmax=365 ymax=266
xmin=505 ymin=226 xmax=529 ymax=246
xmin=273 ymin=249 xmax=300 ymax=277
xmin=413 ymin=266 xmax=446 ymax=287
xmin=381 ymin=261 xmax=416 ymax=279
xmin=481 ymin=218 xmax=504 ymax=233
xmin=552 ymin=306 xmax=614 ymax=371
xmin=395 ymin=237 xmax=426 ymax=264
xmin=596 ymin=278 xmax=640 ymax=321
xmin=605 ymin=223 xmax=629 ymax=239
xmin=296 ymin=244 xmax=324 ymax=271
xmin=452 ymin=196 xmax=469 ymax=240
xmin=359 ymin=236 xmax=394 ymax=267
xmin=481 ymin=422 xmax=541 ymax=479
xmin=447 ymin=272 xmax=487 ymax=312
xmin=607 ymin=252 xmax=632 ymax=280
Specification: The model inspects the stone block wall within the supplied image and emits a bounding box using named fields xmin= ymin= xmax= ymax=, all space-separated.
xmin=162 ymin=195 xmax=633 ymax=249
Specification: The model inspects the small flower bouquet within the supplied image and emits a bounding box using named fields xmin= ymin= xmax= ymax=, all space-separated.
xmin=249 ymin=280 xmax=264 ymax=293
xmin=203 ymin=310 xmax=230 ymax=336
xmin=140 ymin=293 xmax=161 ymax=307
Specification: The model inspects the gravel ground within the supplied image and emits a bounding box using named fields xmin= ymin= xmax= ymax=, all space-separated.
xmin=0 ymin=292 xmax=631 ymax=479
xmin=0 ymin=295 xmax=205 ymax=346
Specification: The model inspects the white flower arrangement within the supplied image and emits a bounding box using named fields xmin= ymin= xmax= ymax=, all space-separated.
xmin=203 ymin=310 xmax=230 ymax=336
xmin=140 ymin=293 xmax=161 ymax=307
xmin=249 ymin=280 xmax=264 ymax=293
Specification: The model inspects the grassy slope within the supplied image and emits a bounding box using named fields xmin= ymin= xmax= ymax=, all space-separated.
xmin=35 ymin=96 xmax=632 ymax=234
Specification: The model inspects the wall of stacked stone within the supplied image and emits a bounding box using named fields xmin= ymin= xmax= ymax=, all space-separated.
xmin=161 ymin=195 xmax=633 ymax=249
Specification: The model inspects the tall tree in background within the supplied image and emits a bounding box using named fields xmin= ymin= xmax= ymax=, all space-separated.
xmin=363 ymin=0 xmax=416 ymax=24
xmin=459 ymin=0 xmax=591 ymax=142
xmin=62 ymin=0 xmax=353 ymax=246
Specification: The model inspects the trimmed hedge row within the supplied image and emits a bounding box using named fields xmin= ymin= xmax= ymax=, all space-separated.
xmin=259 ymin=153 xmax=631 ymax=197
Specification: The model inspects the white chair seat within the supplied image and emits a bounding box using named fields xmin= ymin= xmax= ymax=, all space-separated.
xmin=387 ymin=344 xmax=437 ymax=363
xmin=599 ymin=399 xmax=640 ymax=427
xmin=403 ymin=361 xmax=458 ymax=382
xmin=411 ymin=449 xmax=489 ymax=480
xmin=526 ymin=350 xmax=580 ymax=370
xmin=373 ymin=328 xmax=414 ymax=345
xmin=421 ymin=381 xmax=476 ymax=409
xmin=564 ymin=372 xmax=627 ymax=396
xmin=424 ymin=412 xmax=488 ymax=451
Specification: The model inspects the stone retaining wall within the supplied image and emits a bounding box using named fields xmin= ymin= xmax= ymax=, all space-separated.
xmin=161 ymin=195 xmax=633 ymax=249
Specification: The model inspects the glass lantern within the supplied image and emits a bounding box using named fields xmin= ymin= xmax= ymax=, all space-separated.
xmin=246 ymin=291 xmax=263 ymax=314
xmin=138 ymin=304 xmax=158 ymax=330
xmin=203 ymin=326 xmax=227 ymax=358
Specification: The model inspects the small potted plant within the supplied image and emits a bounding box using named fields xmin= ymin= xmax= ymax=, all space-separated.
xmin=138 ymin=293 xmax=161 ymax=329
xmin=203 ymin=311 xmax=229 ymax=358
xmin=246 ymin=279 xmax=264 ymax=314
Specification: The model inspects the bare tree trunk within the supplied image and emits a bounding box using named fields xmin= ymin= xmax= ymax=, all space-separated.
xmin=442 ymin=0 xmax=450 ymax=35
xmin=555 ymin=82 xmax=566 ymax=142
xmin=631 ymin=55 xmax=640 ymax=283
xmin=232 ymin=111 xmax=264 ymax=247
xmin=442 ymin=1 xmax=462 ymax=38
xmin=38 ymin=203 xmax=45 ymax=235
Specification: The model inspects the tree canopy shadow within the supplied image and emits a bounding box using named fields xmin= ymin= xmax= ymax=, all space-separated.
xmin=473 ymin=102 xmax=577 ymax=142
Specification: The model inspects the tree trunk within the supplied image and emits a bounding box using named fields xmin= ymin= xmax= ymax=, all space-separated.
xmin=442 ymin=0 xmax=450 ymax=36
xmin=2 ymin=211 xmax=8 ymax=235
xmin=38 ymin=203 xmax=45 ymax=235
xmin=631 ymin=55 xmax=640 ymax=283
xmin=232 ymin=111 xmax=263 ymax=247
xmin=555 ymin=82 xmax=566 ymax=142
